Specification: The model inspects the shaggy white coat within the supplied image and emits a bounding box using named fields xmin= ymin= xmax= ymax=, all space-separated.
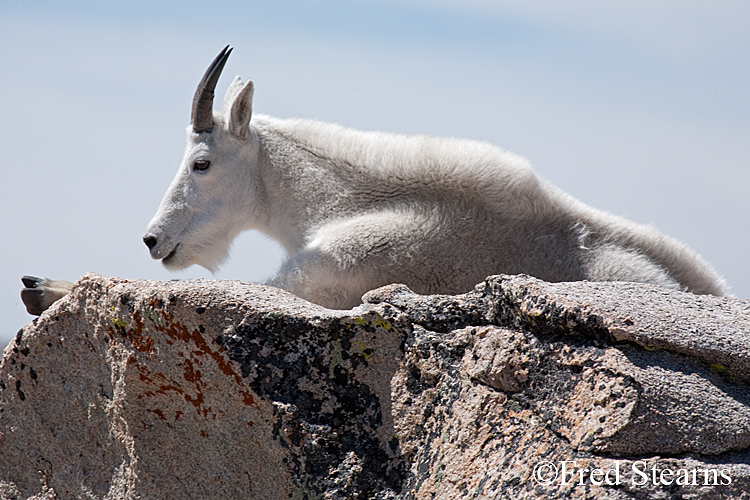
xmin=140 ymin=75 xmax=728 ymax=309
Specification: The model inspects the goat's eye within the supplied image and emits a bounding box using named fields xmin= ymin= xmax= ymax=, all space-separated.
xmin=193 ymin=160 xmax=211 ymax=172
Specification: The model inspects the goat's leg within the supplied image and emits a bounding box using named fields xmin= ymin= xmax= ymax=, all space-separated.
xmin=267 ymin=209 xmax=454 ymax=309
xmin=267 ymin=246 xmax=378 ymax=310
xmin=21 ymin=276 xmax=75 ymax=315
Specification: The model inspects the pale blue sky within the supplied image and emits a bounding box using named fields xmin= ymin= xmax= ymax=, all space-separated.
xmin=2 ymin=1 xmax=748 ymax=348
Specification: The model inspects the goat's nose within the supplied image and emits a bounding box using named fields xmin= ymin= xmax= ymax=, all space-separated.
xmin=143 ymin=236 xmax=158 ymax=251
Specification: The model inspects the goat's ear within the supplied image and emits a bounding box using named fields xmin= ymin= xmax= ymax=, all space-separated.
xmin=227 ymin=79 xmax=254 ymax=138
xmin=223 ymin=76 xmax=244 ymax=114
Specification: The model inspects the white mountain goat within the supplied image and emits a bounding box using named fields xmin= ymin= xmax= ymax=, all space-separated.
xmin=21 ymin=46 xmax=728 ymax=315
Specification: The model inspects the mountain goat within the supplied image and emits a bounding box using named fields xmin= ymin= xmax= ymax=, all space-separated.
xmin=21 ymin=46 xmax=728 ymax=315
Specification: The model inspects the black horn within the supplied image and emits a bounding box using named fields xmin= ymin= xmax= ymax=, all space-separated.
xmin=191 ymin=45 xmax=233 ymax=133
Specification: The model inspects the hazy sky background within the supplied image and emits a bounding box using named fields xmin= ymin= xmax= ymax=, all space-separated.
xmin=2 ymin=0 xmax=748 ymax=348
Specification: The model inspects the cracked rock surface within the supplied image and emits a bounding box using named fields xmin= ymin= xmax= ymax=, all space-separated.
xmin=1 ymin=273 xmax=750 ymax=499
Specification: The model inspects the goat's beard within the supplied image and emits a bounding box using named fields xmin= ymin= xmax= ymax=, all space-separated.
xmin=165 ymin=223 xmax=238 ymax=273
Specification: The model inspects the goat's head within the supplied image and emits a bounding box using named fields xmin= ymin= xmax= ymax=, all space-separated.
xmin=143 ymin=46 xmax=261 ymax=272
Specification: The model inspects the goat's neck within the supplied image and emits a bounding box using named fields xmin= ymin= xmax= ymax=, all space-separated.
xmin=254 ymin=123 xmax=350 ymax=252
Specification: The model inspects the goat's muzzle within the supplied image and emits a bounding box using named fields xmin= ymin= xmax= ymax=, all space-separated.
xmin=143 ymin=236 xmax=157 ymax=251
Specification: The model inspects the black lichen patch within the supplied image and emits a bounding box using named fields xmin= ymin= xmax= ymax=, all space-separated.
xmin=398 ymin=328 xmax=470 ymax=493
xmin=216 ymin=313 xmax=406 ymax=499
xmin=119 ymin=294 xmax=134 ymax=313
xmin=498 ymin=290 xmax=614 ymax=345
xmin=15 ymin=380 xmax=25 ymax=401
xmin=392 ymin=295 xmax=494 ymax=334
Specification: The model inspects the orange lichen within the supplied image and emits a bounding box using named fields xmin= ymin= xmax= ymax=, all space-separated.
xmin=151 ymin=310 xmax=256 ymax=408
xmin=128 ymin=311 xmax=155 ymax=354
xmin=108 ymin=296 xmax=257 ymax=422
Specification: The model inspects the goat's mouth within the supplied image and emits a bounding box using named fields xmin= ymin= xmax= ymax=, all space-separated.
xmin=162 ymin=244 xmax=179 ymax=264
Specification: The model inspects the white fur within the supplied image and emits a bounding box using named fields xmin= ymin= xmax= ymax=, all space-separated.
xmin=140 ymin=73 xmax=728 ymax=309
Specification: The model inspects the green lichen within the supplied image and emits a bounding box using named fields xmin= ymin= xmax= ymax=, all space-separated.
xmin=373 ymin=314 xmax=391 ymax=331
xmin=265 ymin=311 xmax=285 ymax=321
xmin=434 ymin=461 xmax=446 ymax=484
xmin=351 ymin=312 xmax=392 ymax=331
xmin=112 ymin=318 xmax=128 ymax=329
xmin=278 ymin=427 xmax=292 ymax=446
xmin=505 ymin=285 xmax=525 ymax=302
xmin=139 ymin=305 xmax=164 ymax=327
xmin=328 ymin=341 xmax=343 ymax=379
xmin=642 ymin=344 xmax=662 ymax=351
xmin=352 ymin=340 xmax=375 ymax=362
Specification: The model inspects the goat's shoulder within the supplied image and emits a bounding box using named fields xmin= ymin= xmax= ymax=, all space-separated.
xmin=252 ymin=115 xmax=544 ymax=203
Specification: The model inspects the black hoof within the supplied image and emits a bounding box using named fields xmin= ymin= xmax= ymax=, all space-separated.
xmin=21 ymin=275 xmax=44 ymax=289
xmin=21 ymin=287 xmax=47 ymax=316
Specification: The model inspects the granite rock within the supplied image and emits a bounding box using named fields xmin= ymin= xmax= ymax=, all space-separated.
xmin=1 ymin=273 xmax=750 ymax=499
